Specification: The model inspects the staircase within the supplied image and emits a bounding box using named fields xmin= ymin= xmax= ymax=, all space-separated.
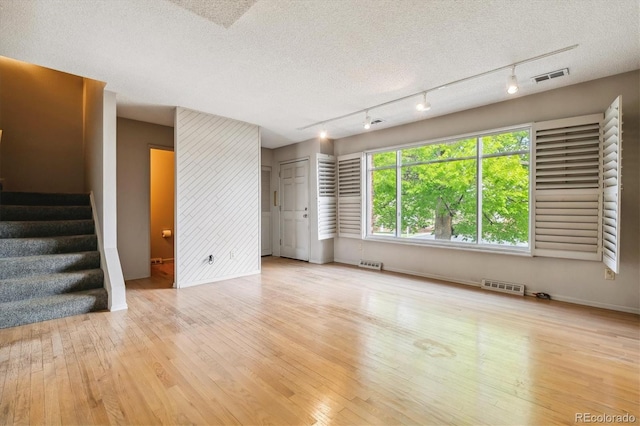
xmin=0 ymin=191 xmax=108 ymax=329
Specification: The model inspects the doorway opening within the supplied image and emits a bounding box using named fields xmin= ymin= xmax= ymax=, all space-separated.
xmin=262 ymin=166 xmax=272 ymax=256
xmin=150 ymin=147 xmax=175 ymax=281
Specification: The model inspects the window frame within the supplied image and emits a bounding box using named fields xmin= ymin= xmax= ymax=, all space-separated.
xmin=365 ymin=124 xmax=533 ymax=256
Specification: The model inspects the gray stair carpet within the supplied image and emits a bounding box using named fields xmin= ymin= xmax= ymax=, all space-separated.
xmin=0 ymin=234 xmax=97 ymax=258
xmin=0 ymin=219 xmax=95 ymax=238
xmin=0 ymin=191 xmax=107 ymax=329
xmin=0 ymin=205 xmax=92 ymax=221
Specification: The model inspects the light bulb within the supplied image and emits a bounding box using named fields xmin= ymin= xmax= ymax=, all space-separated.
xmin=506 ymin=68 xmax=519 ymax=94
xmin=364 ymin=112 xmax=371 ymax=130
xmin=416 ymin=93 xmax=431 ymax=112
xmin=319 ymin=129 xmax=327 ymax=139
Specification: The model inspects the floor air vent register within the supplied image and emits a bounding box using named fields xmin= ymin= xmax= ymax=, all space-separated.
xmin=481 ymin=279 xmax=525 ymax=296
xmin=358 ymin=260 xmax=382 ymax=270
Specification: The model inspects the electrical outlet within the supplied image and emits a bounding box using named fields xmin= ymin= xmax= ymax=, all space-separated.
xmin=230 ymin=250 xmax=236 ymax=260
xmin=604 ymin=268 xmax=615 ymax=280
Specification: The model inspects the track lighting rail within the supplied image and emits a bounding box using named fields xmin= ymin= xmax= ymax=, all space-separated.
xmin=298 ymin=44 xmax=578 ymax=134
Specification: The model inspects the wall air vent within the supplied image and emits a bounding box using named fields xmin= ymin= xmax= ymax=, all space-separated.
xmin=532 ymin=68 xmax=569 ymax=84
xmin=370 ymin=119 xmax=384 ymax=126
xmin=481 ymin=279 xmax=525 ymax=296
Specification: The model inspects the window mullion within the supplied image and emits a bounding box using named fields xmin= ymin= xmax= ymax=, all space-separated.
xmin=396 ymin=150 xmax=402 ymax=238
xmin=477 ymin=137 xmax=483 ymax=244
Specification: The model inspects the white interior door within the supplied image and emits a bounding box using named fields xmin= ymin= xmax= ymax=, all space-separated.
xmin=280 ymin=159 xmax=309 ymax=261
xmin=261 ymin=167 xmax=272 ymax=256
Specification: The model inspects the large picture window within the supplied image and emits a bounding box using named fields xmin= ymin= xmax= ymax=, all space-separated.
xmin=367 ymin=128 xmax=530 ymax=250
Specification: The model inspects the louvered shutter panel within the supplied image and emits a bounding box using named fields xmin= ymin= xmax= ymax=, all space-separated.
xmin=532 ymin=114 xmax=603 ymax=260
xmin=601 ymin=96 xmax=622 ymax=273
xmin=337 ymin=153 xmax=363 ymax=238
xmin=317 ymin=154 xmax=336 ymax=240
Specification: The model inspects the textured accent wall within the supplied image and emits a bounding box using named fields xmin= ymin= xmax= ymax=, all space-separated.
xmin=175 ymin=108 xmax=260 ymax=287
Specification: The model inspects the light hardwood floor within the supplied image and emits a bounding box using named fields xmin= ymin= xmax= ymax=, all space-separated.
xmin=1 ymin=257 xmax=638 ymax=425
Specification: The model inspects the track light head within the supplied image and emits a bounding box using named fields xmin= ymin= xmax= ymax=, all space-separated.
xmin=364 ymin=111 xmax=372 ymax=130
xmin=416 ymin=92 xmax=431 ymax=112
xmin=507 ymin=66 xmax=519 ymax=94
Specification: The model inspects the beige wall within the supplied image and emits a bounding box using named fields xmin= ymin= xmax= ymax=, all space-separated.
xmin=0 ymin=56 xmax=84 ymax=192
xmin=334 ymin=70 xmax=640 ymax=313
xmin=150 ymin=148 xmax=175 ymax=261
xmin=261 ymin=147 xmax=273 ymax=167
xmin=83 ymin=78 xmax=105 ymax=226
xmin=117 ymin=117 xmax=174 ymax=280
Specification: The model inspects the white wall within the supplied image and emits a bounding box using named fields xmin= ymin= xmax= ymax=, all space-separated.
xmin=272 ymin=137 xmax=334 ymax=264
xmin=116 ymin=118 xmax=174 ymax=280
xmin=84 ymin=84 xmax=126 ymax=311
xmin=174 ymin=107 xmax=260 ymax=287
xmin=334 ymin=71 xmax=639 ymax=313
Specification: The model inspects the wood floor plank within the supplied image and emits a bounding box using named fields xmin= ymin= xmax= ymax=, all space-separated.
xmin=0 ymin=257 xmax=637 ymax=425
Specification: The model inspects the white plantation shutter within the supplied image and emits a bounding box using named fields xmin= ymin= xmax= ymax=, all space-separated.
xmin=337 ymin=153 xmax=363 ymax=238
xmin=533 ymin=114 xmax=603 ymax=260
xmin=601 ymin=96 xmax=622 ymax=273
xmin=532 ymin=96 xmax=623 ymax=268
xmin=317 ymin=154 xmax=337 ymax=240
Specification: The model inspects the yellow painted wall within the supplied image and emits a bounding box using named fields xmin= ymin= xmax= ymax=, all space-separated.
xmin=0 ymin=56 xmax=84 ymax=192
xmin=150 ymin=148 xmax=174 ymax=261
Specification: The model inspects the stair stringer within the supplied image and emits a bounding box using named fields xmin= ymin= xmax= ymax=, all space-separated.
xmin=89 ymin=192 xmax=127 ymax=311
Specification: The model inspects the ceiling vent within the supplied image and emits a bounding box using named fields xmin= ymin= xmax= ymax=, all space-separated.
xmin=532 ymin=68 xmax=569 ymax=84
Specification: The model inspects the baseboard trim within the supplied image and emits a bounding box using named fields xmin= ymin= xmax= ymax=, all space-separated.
xmin=381 ymin=265 xmax=480 ymax=288
xmin=176 ymin=269 xmax=260 ymax=288
xmin=334 ymin=258 xmax=358 ymax=266
xmin=109 ymin=303 xmax=128 ymax=312
xmin=333 ymin=259 xmax=639 ymax=314
xmin=532 ymin=293 xmax=640 ymax=315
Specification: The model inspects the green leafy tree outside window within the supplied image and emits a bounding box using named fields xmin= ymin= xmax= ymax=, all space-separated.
xmin=370 ymin=130 xmax=529 ymax=246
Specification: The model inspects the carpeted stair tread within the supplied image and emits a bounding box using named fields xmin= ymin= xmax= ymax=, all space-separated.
xmin=0 ymin=269 xmax=104 ymax=303
xmin=0 ymin=191 xmax=90 ymax=206
xmin=0 ymin=189 xmax=107 ymax=329
xmin=0 ymin=234 xmax=97 ymax=258
xmin=0 ymin=288 xmax=108 ymax=329
xmin=0 ymin=220 xmax=94 ymax=238
xmin=0 ymin=251 xmax=100 ymax=280
xmin=0 ymin=205 xmax=92 ymax=221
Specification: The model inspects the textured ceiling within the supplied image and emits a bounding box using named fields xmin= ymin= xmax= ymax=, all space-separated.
xmin=167 ymin=0 xmax=258 ymax=29
xmin=0 ymin=0 xmax=638 ymax=148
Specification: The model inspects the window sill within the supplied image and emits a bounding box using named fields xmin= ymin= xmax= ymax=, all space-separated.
xmin=363 ymin=235 xmax=532 ymax=257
